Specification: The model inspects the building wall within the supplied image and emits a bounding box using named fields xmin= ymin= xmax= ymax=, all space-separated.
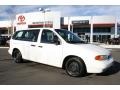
xmin=63 ymin=16 xmax=116 ymax=25
xmin=92 ymin=16 xmax=116 ymax=24
xmin=16 ymin=11 xmax=61 ymax=30
xmin=63 ymin=16 xmax=91 ymax=25
xmin=0 ymin=21 xmax=11 ymax=27
xmin=0 ymin=14 xmax=119 ymax=39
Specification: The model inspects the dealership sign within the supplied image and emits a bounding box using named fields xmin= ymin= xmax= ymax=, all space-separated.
xmin=32 ymin=21 xmax=53 ymax=25
xmin=72 ymin=20 xmax=89 ymax=25
xmin=31 ymin=21 xmax=53 ymax=28
xmin=17 ymin=15 xmax=26 ymax=25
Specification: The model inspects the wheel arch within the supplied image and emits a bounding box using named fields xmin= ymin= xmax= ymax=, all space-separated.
xmin=12 ymin=48 xmax=21 ymax=57
xmin=62 ymin=55 xmax=86 ymax=70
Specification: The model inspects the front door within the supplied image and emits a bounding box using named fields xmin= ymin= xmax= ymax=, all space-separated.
xmin=36 ymin=29 xmax=63 ymax=67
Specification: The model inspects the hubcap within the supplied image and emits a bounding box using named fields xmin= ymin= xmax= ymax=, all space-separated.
xmin=14 ymin=51 xmax=21 ymax=62
xmin=67 ymin=61 xmax=80 ymax=75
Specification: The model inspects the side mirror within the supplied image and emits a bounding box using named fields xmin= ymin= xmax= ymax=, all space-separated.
xmin=54 ymin=35 xmax=60 ymax=45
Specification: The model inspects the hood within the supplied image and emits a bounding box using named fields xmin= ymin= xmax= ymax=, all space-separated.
xmin=71 ymin=44 xmax=110 ymax=55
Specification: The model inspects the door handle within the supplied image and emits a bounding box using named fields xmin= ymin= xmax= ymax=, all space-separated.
xmin=31 ymin=45 xmax=36 ymax=47
xmin=38 ymin=46 xmax=43 ymax=48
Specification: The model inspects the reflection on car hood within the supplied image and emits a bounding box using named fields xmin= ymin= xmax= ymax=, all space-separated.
xmin=73 ymin=44 xmax=110 ymax=54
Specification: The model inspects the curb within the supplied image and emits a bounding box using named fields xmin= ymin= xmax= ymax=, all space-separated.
xmin=0 ymin=47 xmax=9 ymax=48
xmin=99 ymin=44 xmax=120 ymax=49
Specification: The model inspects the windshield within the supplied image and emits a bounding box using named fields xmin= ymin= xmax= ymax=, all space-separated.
xmin=55 ymin=29 xmax=85 ymax=44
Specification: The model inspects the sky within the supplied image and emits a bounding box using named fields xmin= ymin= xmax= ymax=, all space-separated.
xmin=0 ymin=5 xmax=120 ymax=21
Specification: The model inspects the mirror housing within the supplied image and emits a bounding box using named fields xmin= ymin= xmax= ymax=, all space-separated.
xmin=54 ymin=35 xmax=60 ymax=45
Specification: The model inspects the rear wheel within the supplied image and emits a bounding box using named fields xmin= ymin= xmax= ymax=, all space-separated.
xmin=13 ymin=50 xmax=23 ymax=63
xmin=65 ymin=57 xmax=86 ymax=77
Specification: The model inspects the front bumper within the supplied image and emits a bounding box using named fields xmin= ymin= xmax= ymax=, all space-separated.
xmin=87 ymin=58 xmax=114 ymax=73
xmin=102 ymin=61 xmax=114 ymax=73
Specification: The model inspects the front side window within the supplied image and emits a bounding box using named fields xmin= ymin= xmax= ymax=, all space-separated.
xmin=41 ymin=29 xmax=58 ymax=44
xmin=55 ymin=29 xmax=85 ymax=44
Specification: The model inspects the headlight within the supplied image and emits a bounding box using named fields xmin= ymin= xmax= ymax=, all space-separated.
xmin=95 ymin=55 xmax=110 ymax=61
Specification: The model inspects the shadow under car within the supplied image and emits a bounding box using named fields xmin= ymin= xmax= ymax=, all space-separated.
xmin=96 ymin=61 xmax=120 ymax=76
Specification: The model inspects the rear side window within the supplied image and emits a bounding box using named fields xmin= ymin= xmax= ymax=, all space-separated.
xmin=23 ymin=30 xmax=40 ymax=42
xmin=12 ymin=30 xmax=40 ymax=42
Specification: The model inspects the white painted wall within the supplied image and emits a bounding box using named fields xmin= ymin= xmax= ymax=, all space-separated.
xmin=16 ymin=11 xmax=61 ymax=30
xmin=0 ymin=15 xmax=116 ymax=28
xmin=92 ymin=16 xmax=116 ymax=24
xmin=63 ymin=16 xmax=91 ymax=25
xmin=63 ymin=16 xmax=116 ymax=24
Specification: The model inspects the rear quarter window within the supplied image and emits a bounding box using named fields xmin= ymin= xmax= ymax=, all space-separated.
xmin=12 ymin=30 xmax=40 ymax=42
xmin=12 ymin=31 xmax=24 ymax=40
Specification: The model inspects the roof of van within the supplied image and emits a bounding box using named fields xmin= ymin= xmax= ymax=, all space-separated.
xmin=16 ymin=28 xmax=55 ymax=31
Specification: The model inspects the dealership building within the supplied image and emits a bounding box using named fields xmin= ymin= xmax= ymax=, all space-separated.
xmin=0 ymin=11 xmax=120 ymax=43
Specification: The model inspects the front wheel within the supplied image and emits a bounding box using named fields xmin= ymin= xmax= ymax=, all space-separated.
xmin=13 ymin=50 xmax=23 ymax=63
xmin=65 ymin=57 xmax=86 ymax=77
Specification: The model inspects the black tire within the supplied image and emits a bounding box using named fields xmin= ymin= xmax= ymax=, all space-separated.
xmin=65 ymin=57 xmax=86 ymax=77
xmin=13 ymin=50 xmax=23 ymax=63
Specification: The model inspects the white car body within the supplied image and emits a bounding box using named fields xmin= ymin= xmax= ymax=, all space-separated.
xmin=8 ymin=28 xmax=113 ymax=74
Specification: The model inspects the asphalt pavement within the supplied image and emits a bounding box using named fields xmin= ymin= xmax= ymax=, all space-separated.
xmin=0 ymin=48 xmax=120 ymax=85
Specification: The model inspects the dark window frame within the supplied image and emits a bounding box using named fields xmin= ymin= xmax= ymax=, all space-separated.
xmin=12 ymin=29 xmax=40 ymax=42
xmin=41 ymin=29 xmax=59 ymax=44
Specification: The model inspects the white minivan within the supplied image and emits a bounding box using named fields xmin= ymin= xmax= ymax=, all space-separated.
xmin=8 ymin=28 xmax=113 ymax=77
